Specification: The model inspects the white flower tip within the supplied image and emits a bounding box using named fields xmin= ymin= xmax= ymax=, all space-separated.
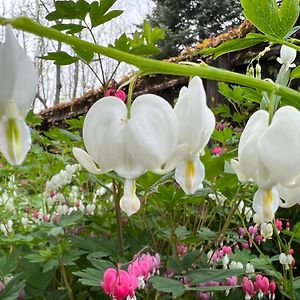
xmin=120 ymin=179 xmax=140 ymax=216
xmin=0 ymin=116 xmax=31 ymax=165
xmin=230 ymin=159 xmax=247 ymax=182
xmin=175 ymin=158 xmax=204 ymax=195
xmin=72 ymin=147 xmax=104 ymax=174
xmin=253 ymin=188 xmax=279 ymax=223
xmin=280 ymin=45 xmax=297 ymax=66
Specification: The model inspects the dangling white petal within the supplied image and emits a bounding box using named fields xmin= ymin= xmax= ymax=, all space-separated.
xmin=175 ymin=157 xmax=204 ymax=195
xmin=279 ymin=45 xmax=297 ymax=66
xmin=119 ymin=179 xmax=140 ymax=216
xmin=277 ymin=184 xmax=300 ymax=208
xmin=253 ymin=187 xmax=279 ymax=222
xmin=0 ymin=112 xmax=31 ymax=165
xmin=230 ymin=159 xmax=248 ymax=183
xmin=82 ymin=97 xmax=145 ymax=178
xmin=174 ymin=76 xmax=215 ymax=154
xmin=128 ymin=94 xmax=178 ymax=169
xmin=73 ymin=147 xmax=107 ymax=174
xmin=258 ymin=106 xmax=300 ymax=184
xmin=0 ymin=26 xmax=38 ymax=117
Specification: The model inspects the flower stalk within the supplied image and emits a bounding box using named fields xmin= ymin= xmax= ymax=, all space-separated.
xmin=1 ymin=17 xmax=300 ymax=105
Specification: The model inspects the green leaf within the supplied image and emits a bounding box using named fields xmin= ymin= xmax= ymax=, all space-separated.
xmin=58 ymin=212 xmax=84 ymax=227
xmin=73 ymin=268 xmax=103 ymax=286
xmin=52 ymin=23 xmax=86 ymax=34
xmin=73 ymin=46 xmax=94 ymax=63
xmin=42 ymin=259 xmax=59 ymax=273
xmin=188 ymin=268 xmax=245 ymax=284
xmin=76 ymin=0 xmax=90 ymax=20
xmin=290 ymin=65 xmax=300 ymax=79
xmin=89 ymin=1 xmax=123 ymax=27
xmin=25 ymin=110 xmax=43 ymax=126
xmin=149 ymin=276 xmax=185 ymax=297
xmin=241 ymin=0 xmax=299 ymax=38
xmin=112 ymin=33 xmax=131 ymax=52
xmin=200 ymin=34 xmax=267 ymax=58
xmin=41 ymin=51 xmax=79 ymax=65
xmin=46 ymin=1 xmax=80 ymax=20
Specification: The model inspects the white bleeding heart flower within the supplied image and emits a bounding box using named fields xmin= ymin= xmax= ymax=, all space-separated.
xmin=0 ymin=26 xmax=38 ymax=165
xmin=231 ymin=106 xmax=300 ymax=222
xmin=166 ymin=76 xmax=215 ymax=194
xmin=277 ymin=45 xmax=297 ymax=71
xmin=73 ymin=95 xmax=178 ymax=216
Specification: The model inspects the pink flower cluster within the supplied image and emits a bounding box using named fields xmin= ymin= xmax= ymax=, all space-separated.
xmin=242 ymin=276 xmax=276 ymax=300
xmin=104 ymin=88 xmax=126 ymax=102
xmin=209 ymin=245 xmax=232 ymax=263
xmin=211 ymin=146 xmax=227 ymax=156
xmin=101 ymin=253 xmax=160 ymax=300
xmin=197 ymin=276 xmax=238 ymax=300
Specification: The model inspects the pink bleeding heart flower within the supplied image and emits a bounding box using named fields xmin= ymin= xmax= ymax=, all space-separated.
xmin=242 ymin=277 xmax=255 ymax=299
xmin=101 ymin=268 xmax=136 ymax=300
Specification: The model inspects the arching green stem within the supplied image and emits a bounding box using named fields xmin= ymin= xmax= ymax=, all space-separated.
xmin=1 ymin=17 xmax=300 ymax=105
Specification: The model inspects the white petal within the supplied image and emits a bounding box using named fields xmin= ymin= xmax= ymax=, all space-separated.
xmin=175 ymin=157 xmax=204 ymax=194
xmin=174 ymin=76 xmax=215 ymax=154
xmin=73 ymin=147 xmax=107 ymax=174
xmin=258 ymin=106 xmax=300 ymax=184
xmin=82 ymin=97 xmax=145 ymax=178
xmin=277 ymin=184 xmax=300 ymax=208
xmin=253 ymin=187 xmax=279 ymax=222
xmin=0 ymin=116 xmax=31 ymax=166
xmin=152 ymin=143 xmax=189 ymax=174
xmin=280 ymin=45 xmax=297 ymax=66
xmin=0 ymin=26 xmax=38 ymax=116
xmin=230 ymin=159 xmax=248 ymax=182
xmin=238 ymin=110 xmax=275 ymax=187
xmin=128 ymin=94 xmax=178 ymax=169
xmin=119 ymin=179 xmax=140 ymax=216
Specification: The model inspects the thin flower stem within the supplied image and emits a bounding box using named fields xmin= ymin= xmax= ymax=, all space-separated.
xmin=112 ymin=179 xmax=124 ymax=256
xmin=2 ymin=17 xmax=300 ymax=105
xmin=59 ymin=258 xmax=74 ymax=300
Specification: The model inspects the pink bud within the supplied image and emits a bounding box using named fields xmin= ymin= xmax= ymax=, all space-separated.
xmin=101 ymin=268 xmax=135 ymax=300
xmin=115 ymin=90 xmax=127 ymax=102
xmin=197 ymin=292 xmax=211 ymax=300
xmin=249 ymin=225 xmax=258 ymax=236
xmin=239 ymin=227 xmax=247 ymax=238
xmin=255 ymin=274 xmax=269 ymax=294
xmin=211 ymin=146 xmax=223 ymax=155
xmin=226 ymin=276 xmax=238 ymax=286
xmin=43 ymin=215 xmax=49 ymax=222
xmin=222 ymin=246 xmax=232 ymax=255
xmin=269 ymin=280 xmax=276 ymax=298
xmin=275 ymin=219 xmax=282 ymax=232
xmin=104 ymin=88 xmax=116 ymax=97
xmin=177 ymin=243 xmax=188 ymax=257
xmin=286 ymin=221 xmax=290 ymax=230
xmin=104 ymin=88 xmax=126 ymax=101
xmin=241 ymin=242 xmax=249 ymax=249
xmin=242 ymin=277 xmax=255 ymax=297
xmin=216 ymin=123 xmax=226 ymax=130
xmin=255 ymin=235 xmax=263 ymax=245
xmin=33 ymin=210 xmax=39 ymax=219
xmin=289 ymin=248 xmax=294 ymax=255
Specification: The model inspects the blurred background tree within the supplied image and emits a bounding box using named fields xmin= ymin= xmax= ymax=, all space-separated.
xmin=148 ymin=0 xmax=243 ymax=58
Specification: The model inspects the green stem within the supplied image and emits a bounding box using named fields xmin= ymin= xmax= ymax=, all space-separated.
xmin=112 ymin=180 xmax=124 ymax=256
xmin=59 ymin=258 xmax=74 ymax=300
xmin=126 ymin=77 xmax=136 ymax=118
xmin=2 ymin=17 xmax=300 ymax=105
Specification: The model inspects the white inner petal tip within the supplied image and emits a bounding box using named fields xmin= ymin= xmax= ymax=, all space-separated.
xmin=119 ymin=179 xmax=140 ymax=216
